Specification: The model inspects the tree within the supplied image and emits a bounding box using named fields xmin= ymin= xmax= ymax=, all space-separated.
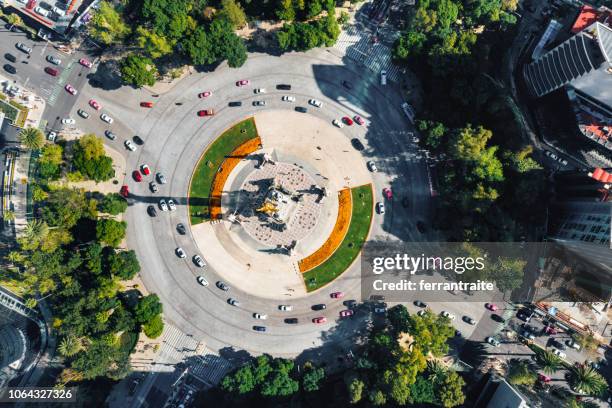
xmin=567 ymin=364 xmax=607 ymax=396
xmin=71 ymin=340 xmax=123 ymax=380
xmin=42 ymin=188 xmax=90 ymax=228
xmin=32 ymin=184 xmax=48 ymax=202
xmin=38 ymin=144 xmax=63 ymax=179
xmin=140 ymin=0 xmax=191 ymax=40
xmin=58 ymin=334 xmax=84 ymax=357
xmin=491 ymin=257 xmax=525 ymax=294
xmin=408 ymin=310 xmax=456 ymax=356
xmin=219 ymin=0 xmax=247 ymax=29
xmin=536 ymin=350 xmax=563 ymax=375
xmin=7 ymin=13 xmax=24 ymax=28
xmin=135 ymin=294 xmax=163 ymax=324
xmin=108 ymin=250 xmax=141 ymax=280
xmin=417 ymin=120 xmax=447 ymax=149
xmin=120 ymin=54 xmax=157 ymax=88
xmin=3 ymin=210 xmax=15 ymax=222
xmin=143 ymin=314 xmax=164 ymax=338
xmin=572 ymin=333 xmax=599 ymax=353
xmin=72 ymin=135 xmax=115 ymax=182
xmin=208 ymin=17 xmax=248 ymax=68
xmin=348 ymin=378 xmax=365 ymax=404
xmin=19 ymin=127 xmax=44 ymax=150
xmin=182 ymin=26 xmax=215 ymax=66
xmin=260 ymin=359 xmax=299 ymax=397
xmin=387 ymin=304 xmax=410 ymax=333
xmin=89 ymin=0 xmax=131 ymax=45
xmin=96 ymin=219 xmax=126 ymax=247
xmin=368 ymin=389 xmax=386 ymax=406
xmin=302 ymin=367 xmax=325 ymax=392
xmin=437 ymin=371 xmax=465 ymax=408
xmin=135 ymin=26 xmax=174 ymax=59
xmin=276 ymin=0 xmax=296 ymax=21
xmin=507 ymin=359 xmax=537 ymax=386
xmin=409 ymin=376 xmax=435 ymax=404
xmin=19 ymin=219 xmax=49 ymax=250
xmin=99 ymin=193 xmax=128 ymax=215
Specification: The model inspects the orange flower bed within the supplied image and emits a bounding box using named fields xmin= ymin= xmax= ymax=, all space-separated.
xmin=298 ymin=188 xmax=352 ymax=272
xmin=209 ymin=137 xmax=262 ymax=219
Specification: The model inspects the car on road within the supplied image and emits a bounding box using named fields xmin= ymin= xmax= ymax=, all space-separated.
xmin=463 ymin=316 xmax=476 ymax=325
xmin=105 ymin=130 xmax=117 ymax=140
xmin=120 ymin=185 xmax=129 ymax=198
xmin=313 ymin=317 xmax=327 ymax=324
xmin=566 ymin=339 xmax=581 ymax=350
xmin=308 ymin=99 xmax=322 ymax=107
xmin=228 ymin=101 xmax=242 ymax=107
xmin=517 ymin=308 xmax=533 ymax=322
xmin=196 ymin=276 xmax=209 ymax=286
xmin=544 ymin=324 xmax=557 ymax=335
xmin=89 ymin=99 xmax=101 ymax=110
xmin=141 ymin=164 xmax=151 ymax=176
xmin=253 ymin=313 xmax=268 ymax=320
xmin=354 ymin=115 xmax=365 ymax=126
xmin=376 ymin=202 xmax=385 ymax=214
xmin=253 ymin=100 xmax=266 ymax=106
xmin=46 ymin=55 xmax=61 ymax=65
xmin=198 ymin=91 xmax=212 ymax=98
xmin=342 ymin=80 xmax=353 ymax=90
xmin=3 ymin=64 xmax=16 ymax=74
xmin=281 ymin=95 xmax=295 ymax=102
xmin=295 ymin=106 xmax=307 ymax=113
xmin=159 ymin=199 xmax=168 ymax=211
xmin=140 ymin=101 xmax=154 ymax=108
xmin=177 ymin=224 xmax=186 ymax=235
xmin=340 ymin=310 xmax=354 ymax=318
xmin=284 ymin=318 xmax=298 ymax=324
xmin=147 ymin=205 xmax=157 ymax=217
xmin=175 ymin=247 xmax=186 ymax=258
xmin=15 ymin=43 xmax=31 ymax=54
xmin=558 ymin=157 xmax=568 ymax=166
xmin=312 ymin=304 xmax=326 ymax=311
xmin=380 ymin=70 xmax=387 ymax=85
xmin=330 ymin=291 xmax=344 ymax=299
xmin=401 ymin=102 xmax=415 ymax=122
xmin=519 ymin=325 xmax=536 ymax=340
xmin=100 ymin=113 xmax=113 ymax=124
xmin=367 ymin=161 xmax=377 ymax=172
xmin=193 ymin=255 xmax=205 ymax=268
xmin=491 ymin=314 xmax=505 ymax=323
xmin=414 ymin=300 xmax=427 ymax=308
xmin=485 ymin=303 xmax=498 ymax=311
xmin=167 ymin=199 xmax=176 ymax=211
xmin=544 ymin=150 xmax=558 ymax=161
xmin=149 ymin=182 xmax=158 ymax=193
xmin=65 ymin=84 xmax=77 ymax=95
xmin=35 ymin=6 xmax=50 ymax=16
xmin=79 ymin=58 xmax=93 ymax=68
xmin=383 ymin=188 xmax=393 ymax=200
xmin=61 ymin=118 xmax=75 ymax=125
xmin=351 ymin=138 xmax=365 ymax=151
xmin=342 ymin=116 xmax=354 ymax=126
xmin=549 ymin=339 xmax=566 ymax=350
xmin=133 ymin=135 xmax=145 ymax=145
xmin=254 ymin=88 xmax=266 ymax=93
xmin=374 ymin=306 xmax=387 ymax=314
xmin=5 ymin=53 xmax=16 ymax=63
xmin=279 ymin=305 xmax=293 ymax=311
xmin=332 ymin=119 xmax=344 ymax=128
xmin=236 ymin=79 xmax=250 ymax=86
xmin=441 ymin=311 xmax=455 ymax=320
xmin=253 ymin=326 xmax=266 ymax=332
xmin=216 ymin=281 xmax=230 ymax=291
xmin=47 ymin=131 xmax=57 ymax=142
xmin=345 ymin=300 xmax=357 ymax=308
xmin=77 ymin=109 xmax=89 ymax=119
xmin=197 ymin=109 xmax=214 ymax=116
xmin=228 ymin=298 xmax=240 ymax=306
xmin=132 ymin=170 xmax=142 ymax=182
xmin=44 ymin=67 xmax=58 ymax=76
xmin=486 ymin=337 xmax=501 ymax=347
xmin=417 ymin=309 xmax=428 ymax=316
xmin=156 ymin=172 xmax=167 ymax=184
xmin=277 ymin=84 xmax=291 ymax=90
xmin=551 ymin=348 xmax=566 ymax=359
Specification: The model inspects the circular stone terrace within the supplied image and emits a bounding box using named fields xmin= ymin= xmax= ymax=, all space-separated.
xmin=189 ymin=110 xmax=374 ymax=300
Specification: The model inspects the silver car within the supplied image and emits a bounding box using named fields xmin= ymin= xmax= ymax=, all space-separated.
xmin=156 ymin=172 xmax=167 ymax=184
xmin=124 ymin=140 xmax=136 ymax=151
xmin=228 ymin=298 xmax=240 ymax=306
xmin=193 ymin=255 xmax=205 ymax=268
xmin=167 ymin=199 xmax=176 ymax=211
xmin=175 ymin=247 xmax=186 ymax=258
xmin=46 ymin=55 xmax=61 ymax=65
xmin=159 ymin=199 xmax=168 ymax=211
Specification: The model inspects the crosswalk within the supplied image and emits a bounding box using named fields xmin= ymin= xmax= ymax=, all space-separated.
xmin=334 ymin=25 xmax=402 ymax=83
xmin=44 ymin=61 xmax=75 ymax=107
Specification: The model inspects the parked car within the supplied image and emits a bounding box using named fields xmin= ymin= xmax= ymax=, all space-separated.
xmin=77 ymin=109 xmax=89 ymax=118
xmin=485 ymin=303 xmax=498 ymax=311
xmin=491 ymin=314 xmax=506 ymax=323
xmin=79 ymin=58 xmax=93 ymax=68
xmin=367 ymin=161 xmax=377 ymax=172
xmin=46 ymin=55 xmax=61 ymax=65
xmin=120 ymin=185 xmax=129 ymax=198
xmin=177 ymin=223 xmax=186 ymax=235
xmin=252 ymin=101 xmax=266 ymax=106
xmin=149 ymin=182 xmax=158 ymax=193
xmin=312 ymin=304 xmax=326 ymax=311
xmin=147 ymin=205 xmax=157 ymax=217
xmin=414 ymin=300 xmax=427 ymax=308
xmin=228 ymin=101 xmax=242 ymax=107
xmin=380 ymin=70 xmax=387 ymax=85
xmin=284 ymin=318 xmax=298 ymax=324
xmin=254 ymin=88 xmax=266 ymax=94
xmin=383 ymin=188 xmax=393 ymax=200
xmin=566 ymin=339 xmax=581 ymax=350
xmin=253 ymin=326 xmax=266 ymax=332
xmin=159 ymin=199 xmax=168 ymax=211
xmin=132 ymin=170 xmax=142 ymax=182
xmin=141 ymin=164 xmax=151 ymax=176
xmin=4 ymin=53 xmax=16 ymax=63
xmin=374 ymin=306 xmax=387 ymax=314
xmin=175 ymin=247 xmax=186 ymax=258
xmin=342 ymin=116 xmax=354 ymax=126
xmin=332 ymin=119 xmax=344 ymax=128
xmin=156 ymin=172 xmax=167 ymax=184
xmin=47 ymin=131 xmax=57 ymax=142
xmin=486 ymin=337 xmax=501 ymax=347
xmin=105 ymin=130 xmax=117 ymax=140
xmin=551 ymin=348 xmax=566 ymax=359
xmin=61 ymin=118 xmax=75 ymax=125
xmin=89 ymin=99 xmax=101 ymax=110
xmin=549 ymin=339 xmax=566 ymax=350
xmin=3 ymin=64 xmax=16 ymax=74
xmin=354 ymin=115 xmax=365 ymax=125
xmin=351 ymin=138 xmax=365 ymax=151
xmin=100 ymin=113 xmax=113 ymax=123
xmin=167 ymin=199 xmax=176 ymax=211
xmin=463 ymin=316 xmax=476 ymax=325
xmin=340 ymin=309 xmax=354 ymax=318
xmin=441 ymin=311 xmax=455 ymax=320
xmin=228 ymin=298 xmax=240 ymax=306
xmin=376 ymin=202 xmax=385 ymax=214
xmin=15 ymin=43 xmax=32 ymax=54
xmin=44 ymin=66 xmax=58 ymax=76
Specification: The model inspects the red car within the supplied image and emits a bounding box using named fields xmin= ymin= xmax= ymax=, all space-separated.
xmin=120 ymin=185 xmax=129 ymax=198
xmin=44 ymin=67 xmax=58 ymax=76
xmin=538 ymin=373 xmax=551 ymax=383
xmin=198 ymin=91 xmax=212 ymax=98
xmin=340 ymin=310 xmax=354 ymax=318
xmin=197 ymin=109 xmax=214 ymax=117
xmin=544 ymin=325 xmax=557 ymax=335
xmin=342 ymin=116 xmax=354 ymax=126
xmin=485 ymin=303 xmax=498 ymax=311
xmin=354 ymin=115 xmax=365 ymax=126
xmin=79 ymin=58 xmax=92 ymax=68
xmin=141 ymin=164 xmax=151 ymax=176
xmin=140 ymin=102 xmax=154 ymax=108
xmin=236 ymin=79 xmax=250 ymax=86
xmin=330 ymin=291 xmax=344 ymax=299
xmin=312 ymin=317 xmax=327 ymax=324
xmin=383 ymin=188 xmax=393 ymax=200
xmin=65 ymin=84 xmax=77 ymax=95
xmin=132 ymin=170 xmax=143 ymax=182
xmin=89 ymin=99 xmax=101 ymax=110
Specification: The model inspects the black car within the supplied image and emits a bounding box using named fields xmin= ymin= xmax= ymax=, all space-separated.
xmin=463 ymin=316 xmax=476 ymax=325
xmin=147 ymin=205 xmax=157 ymax=217
xmin=342 ymin=80 xmax=353 ymax=90
xmin=177 ymin=223 xmax=186 ymax=235
xmin=312 ymin=304 xmax=326 ymax=311
xmin=276 ymin=84 xmax=291 ymax=90
xmin=414 ymin=300 xmax=427 ymax=308
xmin=3 ymin=64 xmax=16 ymax=74
xmin=351 ymin=138 xmax=365 ymax=151
xmin=105 ymin=130 xmax=116 ymax=140
xmin=491 ymin=314 xmax=506 ymax=323
xmin=4 ymin=53 xmax=16 ymax=63
xmin=344 ymin=299 xmax=357 ymax=308
xmin=369 ymin=294 xmax=385 ymax=301
xmin=517 ymin=308 xmax=533 ymax=322
xmin=284 ymin=318 xmax=298 ymax=324
xmin=216 ymin=281 xmax=230 ymax=291
xmin=295 ymin=106 xmax=307 ymax=113
xmin=253 ymin=326 xmax=266 ymax=332
xmin=228 ymin=101 xmax=242 ymax=107
xmin=133 ymin=135 xmax=144 ymax=145
xmin=549 ymin=339 xmax=566 ymax=350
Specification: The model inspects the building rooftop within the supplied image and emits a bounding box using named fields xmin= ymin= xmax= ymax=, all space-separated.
xmin=1 ymin=0 xmax=84 ymax=35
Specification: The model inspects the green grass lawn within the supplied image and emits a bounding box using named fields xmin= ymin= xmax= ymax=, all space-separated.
xmin=303 ymin=184 xmax=373 ymax=292
xmin=189 ymin=117 xmax=258 ymax=224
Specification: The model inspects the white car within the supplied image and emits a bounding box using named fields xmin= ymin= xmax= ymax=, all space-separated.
xmin=196 ymin=276 xmax=209 ymax=286
xmin=417 ymin=309 xmax=427 ymax=316
xmin=34 ymin=6 xmax=50 ymax=17
xmin=175 ymin=247 xmax=186 ymax=258
xmin=124 ymin=140 xmax=136 ymax=151
xmin=193 ymin=255 xmax=206 ymax=268
xmin=228 ymin=298 xmax=240 ymax=306
xmin=46 ymin=55 xmax=61 ymax=65
xmin=100 ymin=113 xmax=113 ymax=124
xmin=279 ymin=305 xmax=293 ymax=311
xmin=374 ymin=306 xmax=387 ymax=314
xmin=253 ymin=313 xmax=268 ymax=320
xmin=441 ymin=311 xmax=455 ymax=320
xmin=401 ymin=102 xmax=415 ymax=123
xmin=332 ymin=119 xmax=344 ymax=128
xmin=367 ymin=161 xmax=377 ymax=172
xmin=376 ymin=202 xmax=385 ymax=214
xmin=47 ymin=131 xmax=57 ymax=142
xmin=551 ymin=348 xmax=566 ymax=359
xmin=486 ymin=336 xmax=500 ymax=347
xmin=281 ymin=95 xmax=295 ymax=102
xmin=156 ymin=172 xmax=167 ymax=184
xmin=61 ymin=118 xmax=75 ymax=125
xmin=167 ymin=199 xmax=176 ymax=211
xmin=159 ymin=199 xmax=168 ymax=211
xmin=380 ymin=70 xmax=387 ymax=85
xmin=254 ymin=88 xmax=266 ymax=94
xmin=308 ymin=99 xmax=322 ymax=107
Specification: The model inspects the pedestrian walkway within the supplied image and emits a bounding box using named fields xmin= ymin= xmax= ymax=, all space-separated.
xmin=45 ymin=61 xmax=75 ymax=107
